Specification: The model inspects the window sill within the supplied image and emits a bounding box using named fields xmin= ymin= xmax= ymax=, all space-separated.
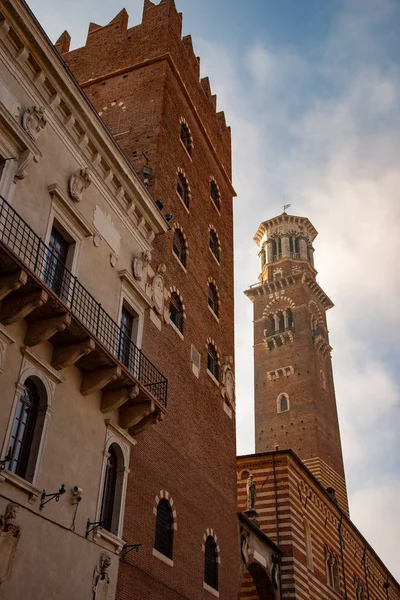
xmin=152 ymin=548 xmax=174 ymax=567
xmin=176 ymin=191 xmax=190 ymax=214
xmin=207 ymin=369 xmax=219 ymax=387
xmin=180 ymin=139 xmax=193 ymax=161
xmin=94 ymin=527 xmax=125 ymax=553
xmin=208 ymin=304 xmax=219 ymax=323
xmin=203 ymin=582 xmax=219 ymax=597
xmin=0 ymin=469 xmax=41 ymax=505
xmin=169 ymin=319 xmax=184 ymax=340
xmin=172 ymin=251 xmax=187 ymax=273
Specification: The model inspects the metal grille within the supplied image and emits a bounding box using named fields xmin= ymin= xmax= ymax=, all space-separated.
xmin=154 ymin=499 xmax=173 ymax=558
xmin=100 ymin=445 xmax=117 ymax=533
xmin=8 ymin=378 xmax=39 ymax=479
xmin=0 ymin=195 xmax=167 ymax=406
xmin=170 ymin=292 xmax=183 ymax=333
xmin=207 ymin=344 xmax=219 ymax=380
xmin=204 ymin=536 xmax=218 ymax=590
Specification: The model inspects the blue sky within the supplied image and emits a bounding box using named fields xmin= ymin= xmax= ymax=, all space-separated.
xmin=28 ymin=0 xmax=400 ymax=581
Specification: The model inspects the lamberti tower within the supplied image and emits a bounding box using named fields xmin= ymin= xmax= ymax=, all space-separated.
xmin=245 ymin=211 xmax=348 ymax=513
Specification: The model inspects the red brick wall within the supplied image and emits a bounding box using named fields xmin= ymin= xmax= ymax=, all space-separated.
xmin=62 ymin=1 xmax=239 ymax=598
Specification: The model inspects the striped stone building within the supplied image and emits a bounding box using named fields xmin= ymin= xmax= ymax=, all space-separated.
xmin=237 ymin=213 xmax=400 ymax=600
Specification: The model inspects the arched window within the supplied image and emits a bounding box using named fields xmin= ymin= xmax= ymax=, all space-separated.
xmin=170 ymin=292 xmax=184 ymax=333
xmin=287 ymin=309 xmax=294 ymax=331
xmin=277 ymin=393 xmax=289 ymax=413
xmin=303 ymin=518 xmax=313 ymax=570
xmin=210 ymin=180 xmax=220 ymax=211
xmin=272 ymin=238 xmax=282 ymax=261
xmin=173 ymin=229 xmax=186 ymax=267
xmin=295 ymin=237 xmax=300 ymax=256
xmin=267 ymin=314 xmax=275 ymax=335
xmin=209 ymin=229 xmax=220 ymax=262
xmin=154 ymin=498 xmax=173 ymax=559
xmin=8 ymin=378 xmax=39 ymax=481
xmin=325 ymin=548 xmax=340 ymax=592
xmin=177 ymin=172 xmax=189 ymax=208
xmin=207 ymin=344 xmax=219 ymax=380
xmin=204 ymin=536 xmax=218 ymax=591
xmin=100 ymin=445 xmax=118 ymax=533
xmin=208 ymin=283 xmax=219 ymax=317
xmin=180 ymin=121 xmax=192 ymax=155
xmin=320 ymin=369 xmax=326 ymax=390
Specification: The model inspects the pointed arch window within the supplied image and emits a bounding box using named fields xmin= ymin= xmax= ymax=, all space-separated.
xmin=170 ymin=292 xmax=184 ymax=333
xmin=209 ymin=229 xmax=220 ymax=262
xmin=325 ymin=548 xmax=340 ymax=592
xmin=207 ymin=343 xmax=219 ymax=380
xmin=173 ymin=229 xmax=187 ymax=267
xmin=208 ymin=282 xmax=219 ymax=317
xmin=210 ymin=180 xmax=220 ymax=211
xmin=180 ymin=122 xmax=192 ymax=156
xmin=8 ymin=378 xmax=40 ymax=481
xmin=154 ymin=498 xmax=173 ymax=559
xmin=177 ymin=172 xmax=189 ymax=208
xmin=204 ymin=536 xmax=218 ymax=591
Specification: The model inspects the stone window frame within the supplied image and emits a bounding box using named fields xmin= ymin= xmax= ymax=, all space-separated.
xmin=117 ymin=281 xmax=145 ymax=350
xmin=202 ymin=528 xmax=221 ymax=597
xmin=209 ymin=177 xmax=221 ymax=214
xmin=206 ymin=338 xmax=220 ymax=386
xmin=172 ymin=223 xmax=188 ymax=271
xmin=176 ymin=167 xmax=191 ymax=212
xmin=207 ymin=277 xmax=220 ymax=321
xmin=152 ymin=490 xmax=177 ymax=567
xmin=0 ymin=324 xmax=18 ymax=377
xmin=179 ymin=117 xmax=193 ymax=159
xmin=320 ymin=369 xmax=327 ymax=390
xmin=0 ymin=347 xmax=63 ymax=501
xmin=277 ymin=392 xmax=290 ymax=413
xmin=208 ymin=225 xmax=221 ymax=264
xmin=93 ymin=420 xmax=134 ymax=552
xmin=0 ymin=144 xmax=18 ymax=201
xmin=168 ymin=287 xmax=186 ymax=339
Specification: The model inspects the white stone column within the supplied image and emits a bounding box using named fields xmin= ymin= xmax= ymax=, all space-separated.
xmin=266 ymin=240 xmax=274 ymax=263
xmin=273 ymin=314 xmax=279 ymax=333
xmin=283 ymin=310 xmax=289 ymax=330
xmin=299 ymin=238 xmax=308 ymax=260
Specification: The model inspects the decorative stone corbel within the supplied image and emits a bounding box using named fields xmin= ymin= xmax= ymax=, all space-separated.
xmin=0 ymin=503 xmax=21 ymax=584
xmin=132 ymin=250 xmax=151 ymax=281
xmin=14 ymin=148 xmax=40 ymax=180
xmin=69 ymin=167 xmax=92 ymax=202
xmin=152 ymin=264 xmax=166 ymax=316
xmin=21 ymin=105 xmax=47 ymax=141
xmin=220 ymin=355 xmax=235 ymax=409
xmin=92 ymin=552 xmax=111 ymax=600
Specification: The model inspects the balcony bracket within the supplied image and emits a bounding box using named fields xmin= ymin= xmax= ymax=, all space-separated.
xmin=81 ymin=366 xmax=121 ymax=396
xmin=119 ymin=400 xmax=154 ymax=430
xmin=25 ymin=313 xmax=72 ymax=347
xmin=0 ymin=269 xmax=27 ymax=300
xmin=129 ymin=409 xmax=163 ymax=436
xmin=51 ymin=338 xmax=95 ymax=370
xmin=0 ymin=289 xmax=48 ymax=325
xmin=101 ymin=384 xmax=140 ymax=413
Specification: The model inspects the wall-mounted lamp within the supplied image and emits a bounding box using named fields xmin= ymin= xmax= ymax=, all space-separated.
xmin=40 ymin=484 xmax=66 ymax=510
xmin=165 ymin=213 xmax=173 ymax=223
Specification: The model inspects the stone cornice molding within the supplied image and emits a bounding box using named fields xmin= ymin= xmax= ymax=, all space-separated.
xmin=47 ymin=183 xmax=95 ymax=237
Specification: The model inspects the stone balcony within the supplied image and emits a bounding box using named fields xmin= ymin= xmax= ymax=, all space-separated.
xmin=0 ymin=195 xmax=167 ymax=435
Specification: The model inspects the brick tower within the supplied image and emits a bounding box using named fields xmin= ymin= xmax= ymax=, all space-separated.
xmin=245 ymin=212 xmax=348 ymax=513
xmin=59 ymin=1 xmax=239 ymax=598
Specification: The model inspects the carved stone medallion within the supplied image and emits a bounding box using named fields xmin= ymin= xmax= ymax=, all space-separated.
xmin=152 ymin=263 xmax=166 ymax=315
xmin=220 ymin=355 xmax=235 ymax=408
xmin=132 ymin=250 xmax=151 ymax=281
xmin=0 ymin=503 xmax=21 ymax=584
xmin=69 ymin=167 xmax=92 ymax=202
xmin=21 ymin=105 xmax=47 ymax=140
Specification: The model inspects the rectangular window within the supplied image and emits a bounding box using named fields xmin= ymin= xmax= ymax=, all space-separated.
xmin=118 ymin=305 xmax=139 ymax=372
xmin=43 ymin=227 xmax=72 ymax=298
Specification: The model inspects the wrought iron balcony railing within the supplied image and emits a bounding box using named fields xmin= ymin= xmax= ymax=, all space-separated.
xmin=0 ymin=195 xmax=167 ymax=407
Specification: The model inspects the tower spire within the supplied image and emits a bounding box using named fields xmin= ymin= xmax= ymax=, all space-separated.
xmin=246 ymin=212 xmax=349 ymax=514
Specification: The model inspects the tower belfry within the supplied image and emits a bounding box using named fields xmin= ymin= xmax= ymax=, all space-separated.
xmin=245 ymin=212 xmax=349 ymax=513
